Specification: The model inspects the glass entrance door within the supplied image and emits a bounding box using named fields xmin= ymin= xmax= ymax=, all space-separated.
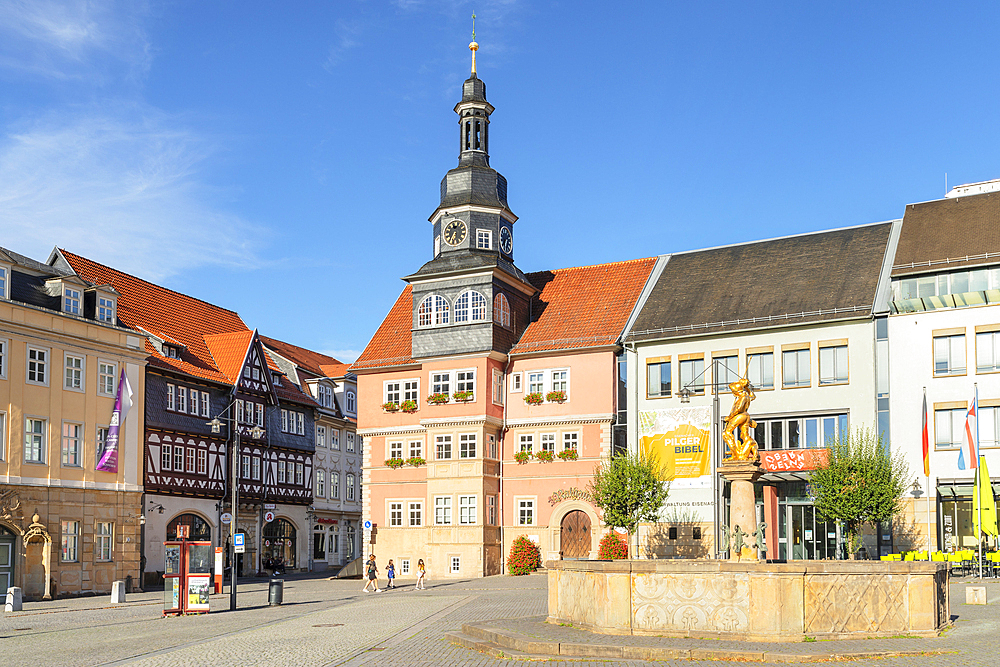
xmin=778 ymin=504 xmax=839 ymax=560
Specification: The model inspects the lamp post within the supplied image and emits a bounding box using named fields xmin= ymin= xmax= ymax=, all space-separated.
xmin=208 ymin=413 xmax=264 ymax=612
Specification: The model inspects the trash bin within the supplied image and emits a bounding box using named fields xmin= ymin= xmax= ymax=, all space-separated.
xmin=268 ymin=578 xmax=284 ymax=606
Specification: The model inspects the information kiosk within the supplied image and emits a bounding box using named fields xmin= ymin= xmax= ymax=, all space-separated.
xmin=163 ymin=527 xmax=214 ymax=615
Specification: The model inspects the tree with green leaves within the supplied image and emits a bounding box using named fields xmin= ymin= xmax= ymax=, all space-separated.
xmin=588 ymin=450 xmax=670 ymax=557
xmin=809 ymin=427 xmax=910 ymax=559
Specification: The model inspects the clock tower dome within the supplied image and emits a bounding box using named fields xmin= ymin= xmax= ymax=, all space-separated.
xmin=404 ymin=39 xmax=535 ymax=359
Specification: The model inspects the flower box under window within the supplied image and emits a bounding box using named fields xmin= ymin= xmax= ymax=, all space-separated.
xmin=400 ymin=400 xmax=418 ymax=413
xmin=384 ymin=457 xmax=405 ymax=469
xmin=524 ymin=392 xmax=544 ymax=406
xmin=546 ymin=390 xmax=567 ymax=403
xmin=452 ymin=390 xmax=474 ymax=402
xmin=382 ymin=402 xmax=399 ymax=412
xmin=427 ymin=393 xmax=449 ymax=405
xmin=514 ymin=451 xmax=531 ymax=464
xmin=557 ymin=449 xmax=579 ymax=461
xmin=406 ymin=456 xmax=426 ymax=467
xmin=535 ymin=450 xmax=554 ymax=462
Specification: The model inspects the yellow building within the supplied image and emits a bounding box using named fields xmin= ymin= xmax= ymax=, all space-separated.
xmin=0 ymin=247 xmax=146 ymax=599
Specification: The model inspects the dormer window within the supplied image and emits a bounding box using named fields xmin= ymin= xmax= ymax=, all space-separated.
xmin=316 ymin=383 xmax=333 ymax=408
xmin=346 ymin=390 xmax=356 ymax=413
xmin=63 ymin=286 xmax=81 ymax=315
xmin=0 ymin=266 xmax=8 ymax=300
xmin=272 ymin=372 xmax=282 ymax=386
xmin=163 ymin=345 xmax=180 ymax=359
xmin=97 ymin=296 xmax=115 ymax=323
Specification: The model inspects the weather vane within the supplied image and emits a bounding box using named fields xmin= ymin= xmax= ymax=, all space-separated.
xmin=472 ymin=12 xmax=476 ymax=41
xmin=469 ymin=11 xmax=479 ymax=76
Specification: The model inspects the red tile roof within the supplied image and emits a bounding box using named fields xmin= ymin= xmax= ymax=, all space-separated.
xmin=203 ymin=331 xmax=255 ymax=384
xmin=512 ymin=257 xmax=658 ymax=354
xmin=319 ymin=362 xmax=351 ymax=378
xmin=351 ymin=285 xmax=416 ymax=370
xmin=60 ymin=249 xmax=249 ymax=384
xmin=259 ymin=335 xmax=346 ymax=378
xmin=351 ymin=258 xmax=658 ymax=369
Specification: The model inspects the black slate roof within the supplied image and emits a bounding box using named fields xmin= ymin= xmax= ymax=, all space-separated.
xmin=628 ymin=223 xmax=893 ymax=341
xmin=404 ymin=249 xmax=531 ymax=285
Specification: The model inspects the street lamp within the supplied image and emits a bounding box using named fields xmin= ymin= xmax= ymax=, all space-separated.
xmin=208 ymin=412 xmax=265 ymax=611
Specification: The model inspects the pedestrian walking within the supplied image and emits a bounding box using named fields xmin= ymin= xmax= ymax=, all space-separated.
xmin=415 ymin=558 xmax=426 ymax=590
xmin=362 ymin=554 xmax=381 ymax=592
xmin=385 ymin=559 xmax=396 ymax=588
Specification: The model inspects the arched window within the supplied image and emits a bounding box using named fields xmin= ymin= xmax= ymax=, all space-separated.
xmin=418 ymin=295 xmax=450 ymax=327
xmin=454 ymin=291 xmax=489 ymax=323
xmin=262 ymin=518 xmax=297 ymax=569
xmin=167 ymin=513 xmax=211 ymax=541
xmin=493 ymin=293 xmax=511 ymax=329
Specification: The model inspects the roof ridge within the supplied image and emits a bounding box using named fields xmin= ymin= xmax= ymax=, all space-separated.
xmin=667 ymin=220 xmax=896 ymax=258
xmin=525 ymin=256 xmax=657 ymax=277
xmin=260 ymin=334 xmax=343 ymax=365
xmin=59 ymin=248 xmax=244 ymax=318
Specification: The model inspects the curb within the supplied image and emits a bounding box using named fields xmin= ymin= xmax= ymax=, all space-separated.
xmin=452 ymin=621 xmax=951 ymax=663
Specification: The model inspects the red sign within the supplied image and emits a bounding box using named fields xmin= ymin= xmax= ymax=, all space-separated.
xmin=175 ymin=525 xmax=190 ymax=539
xmin=761 ymin=448 xmax=828 ymax=472
xmin=316 ymin=518 xmax=338 ymax=525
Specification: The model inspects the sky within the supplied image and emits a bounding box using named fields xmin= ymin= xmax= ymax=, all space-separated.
xmin=1 ymin=1 xmax=998 ymax=362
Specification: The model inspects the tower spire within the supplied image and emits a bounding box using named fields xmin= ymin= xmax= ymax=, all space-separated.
xmin=469 ymin=13 xmax=478 ymax=76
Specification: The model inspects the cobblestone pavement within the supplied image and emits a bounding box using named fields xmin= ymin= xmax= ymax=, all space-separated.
xmin=0 ymin=573 xmax=998 ymax=666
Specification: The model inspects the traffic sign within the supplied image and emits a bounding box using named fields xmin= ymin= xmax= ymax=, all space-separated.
xmin=234 ymin=532 xmax=245 ymax=554
xmin=364 ymin=520 xmax=372 ymax=530
xmin=221 ymin=512 xmax=233 ymax=525
xmin=264 ymin=511 xmax=275 ymax=524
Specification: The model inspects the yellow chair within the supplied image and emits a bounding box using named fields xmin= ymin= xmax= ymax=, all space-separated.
xmin=904 ymin=553 xmax=915 ymax=561
xmin=932 ymin=552 xmax=945 ymax=562
xmin=880 ymin=555 xmax=892 ymax=561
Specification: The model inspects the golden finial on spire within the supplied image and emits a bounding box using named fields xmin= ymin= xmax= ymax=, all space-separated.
xmin=469 ymin=12 xmax=479 ymax=76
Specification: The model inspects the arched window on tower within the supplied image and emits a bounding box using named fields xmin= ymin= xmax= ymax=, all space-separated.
xmin=454 ymin=291 xmax=488 ymax=323
xmin=493 ymin=293 xmax=511 ymax=329
xmin=418 ymin=295 xmax=450 ymax=327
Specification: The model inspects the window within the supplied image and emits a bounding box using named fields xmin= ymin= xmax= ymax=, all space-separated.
xmin=551 ymin=370 xmax=567 ymax=393
xmin=189 ymin=391 xmax=199 ymax=415
xmin=347 ymin=432 xmax=355 ymax=452
xmin=431 ymin=372 xmax=451 ymax=395
xmin=281 ymin=409 xmax=288 ymax=432
xmin=418 ymin=294 xmax=450 ymax=326
xmin=459 ymin=496 xmax=477 ymax=524
xmin=255 ymin=403 xmax=263 ymax=426
xmin=647 ymin=359 xmax=671 ymax=397
xmin=241 ymin=454 xmax=250 ymax=479
xmin=317 ymin=426 xmax=326 ymax=448
xmin=24 ymin=418 xmax=45 ymax=463
xmin=747 ymin=352 xmax=774 ymax=390
xmin=316 ymin=384 xmax=333 ymax=408
xmin=94 ymin=426 xmax=108 ymax=467
xmin=782 ymin=349 xmax=811 ymax=388
xmin=332 ymin=429 xmax=340 ymax=450
xmin=173 ymin=446 xmax=184 ymax=473
xmin=27 ymin=347 xmax=47 ymax=384
xmin=177 ymin=386 xmax=187 ymax=413
xmin=296 ymin=462 xmax=304 ymax=486
xmin=436 ymin=435 xmax=452 ymax=460
xmin=454 ymin=291 xmax=488 ymax=322
xmin=278 ymin=460 xmax=287 ymax=483
xmin=202 ymin=392 xmax=211 ymax=418
xmin=61 ymin=422 xmax=81 ymax=467
xmin=186 ymin=447 xmax=195 ymax=473
xmin=978 ymin=331 xmax=1000 ymax=372
xmin=669 ymin=526 xmax=678 ymax=540
xmin=518 ymin=499 xmax=535 ymax=526
xmin=403 ymin=380 xmax=419 ymax=404
xmin=0 ymin=267 xmax=6 ymax=299
xmin=753 ymin=414 xmax=847 ymax=450
xmin=167 ymin=384 xmax=176 ymax=411
xmin=563 ymin=432 xmax=579 ymax=450
xmin=296 ymin=412 xmax=305 ymax=435
xmin=163 ymin=345 xmax=179 ymax=359
xmin=935 ymin=408 xmax=966 ymax=449
xmin=488 ymin=495 xmax=497 ymax=525
xmin=63 ymin=286 xmax=81 ymax=315
xmin=934 ymin=334 xmax=966 ymax=376
xmin=409 ymin=440 xmax=423 ymax=459
xmin=527 ymin=372 xmax=544 ymax=394
xmin=541 ymin=433 xmax=555 ymax=453
xmin=332 ymin=471 xmax=340 ymax=499
xmin=0 ymin=339 xmax=5 ymax=378
xmin=492 ymin=370 xmax=503 ymax=405
xmin=456 ymin=370 xmax=475 ymax=398
xmin=61 ymin=521 xmax=80 ymax=562
xmin=451 ymin=556 xmax=461 ymax=573
xmin=519 ymin=434 xmax=533 ymax=453
xmin=252 ymin=455 xmax=260 ymax=480
xmin=401 ymin=559 xmax=410 ymax=575
xmin=409 ymin=502 xmax=423 ymax=526
xmin=198 ymin=449 xmax=207 ymax=475
xmin=346 ymin=473 xmax=356 ymax=500
xmin=493 ymin=293 xmax=510 ymax=328
xmin=161 ymin=443 xmax=172 ymax=471
xmin=97 ymin=296 xmax=115 ymax=323
xmin=95 ymin=522 xmax=113 ymax=561
xmin=459 ymin=434 xmax=476 ymax=458
xmin=980 ymin=406 xmax=1000 ymax=448
xmin=435 ymin=496 xmax=452 ymax=525
xmin=316 ymin=469 xmax=326 ymax=498
xmin=489 ymin=434 xmax=497 ymax=459
xmin=510 ymin=372 xmax=522 ymax=393
xmin=385 ymin=382 xmax=400 ymax=404
xmin=715 ymin=355 xmax=739 ymax=387
xmin=679 ymin=357 xmax=705 ymax=394
xmin=390 ymin=502 xmax=403 ymax=526
xmin=819 ymin=345 xmax=849 ymax=385
xmin=389 ymin=441 xmax=403 ymax=459
xmin=476 ymin=228 xmax=492 ymax=249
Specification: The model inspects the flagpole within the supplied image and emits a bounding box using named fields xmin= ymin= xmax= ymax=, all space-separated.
xmin=927 ymin=472 xmax=931 ymax=554
xmin=975 ymin=384 xmax=982 ymax=579
xmin=923 ymin=387 xmax=931 ymax=554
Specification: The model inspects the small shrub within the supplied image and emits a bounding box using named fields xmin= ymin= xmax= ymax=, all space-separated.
xmin=400 ymin=399 xmax=418 ymax=413
xmin=524 ymin=392 xmax=544 ymax=405
xmin=598 ymin=531 xmax=629 ymax=560
xmin=514 ymin=450 xmax=531 ymax=464
xmin=546 ymin=390 xmax=567 ymax=403
xmin=427 ymin=392 xmax=449 ymax=405
xmin=384 ymin=457 xmax=405 ymax=469
xmin=535 ymin=450 xmax=554 ymax=462
xmin=405 ymin=456 xmax=426 ymax=467
xmin=508 ymin=535 xmax=541 ymax=575
xmin=557 ymin=449 xmax=579 ymax=461
xmin=381 ymin=401 xmax=399 ymax=412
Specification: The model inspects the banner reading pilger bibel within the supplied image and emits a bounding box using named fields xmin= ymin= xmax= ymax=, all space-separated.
xmin=638 ymin=406 xmax=712 ymax=481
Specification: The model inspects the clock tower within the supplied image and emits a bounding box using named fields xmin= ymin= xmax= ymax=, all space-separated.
xmin=404 ymin=39 xmax=535 ymax=359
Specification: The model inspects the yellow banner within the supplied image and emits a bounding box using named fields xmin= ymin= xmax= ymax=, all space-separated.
xmin=638 ymin=407 xmax=712 ymax=480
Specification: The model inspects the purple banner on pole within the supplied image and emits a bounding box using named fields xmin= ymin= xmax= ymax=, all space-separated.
xmin=97 ymin=368 xmax=133 ymax=473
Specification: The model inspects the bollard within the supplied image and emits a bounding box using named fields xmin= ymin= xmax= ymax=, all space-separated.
xmin=5 ymin=587 xmax=22 ymax=612
xmin=110 ymin=580 xmax=126 ymax=604
xmin=268 ymin=578 xmax=284 ymax=606
xmin=966 ymin=586 xmax=987 ymax=605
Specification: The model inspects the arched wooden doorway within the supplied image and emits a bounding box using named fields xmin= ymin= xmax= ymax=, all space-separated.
xmin=560 ymin=510 xmax=592 ymax=559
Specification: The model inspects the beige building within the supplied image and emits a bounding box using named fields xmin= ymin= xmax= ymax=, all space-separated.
xmin=0 ymin=247 xmax=146 ymax=599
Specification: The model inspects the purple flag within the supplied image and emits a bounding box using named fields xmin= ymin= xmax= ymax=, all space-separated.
xmin=97 ymin=368 xmax=133 ymax=473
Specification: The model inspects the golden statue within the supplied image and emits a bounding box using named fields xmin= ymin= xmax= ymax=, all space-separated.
xmin=722 ymin=377 xmax=759 ymax=462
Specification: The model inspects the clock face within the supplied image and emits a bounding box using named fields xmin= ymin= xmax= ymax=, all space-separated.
xmin=499 ymin=225 xmax=512 ymax=254
xmin=443 ymin=219 xmax=467 ymax=246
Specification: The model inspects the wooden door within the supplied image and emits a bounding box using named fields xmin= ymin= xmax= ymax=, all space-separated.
xmin=560 ymin=510 xmax=591 ymax=559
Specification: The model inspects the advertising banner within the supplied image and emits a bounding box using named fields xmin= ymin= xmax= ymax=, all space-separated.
xmin=638 ymin=406 xmax=712 ymax=489
xmin=97 ymin=368 xmax=133 ymax=473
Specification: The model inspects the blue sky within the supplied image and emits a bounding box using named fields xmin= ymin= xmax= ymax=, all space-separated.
xmin=1 ymin=1 xmax=998 ymax=361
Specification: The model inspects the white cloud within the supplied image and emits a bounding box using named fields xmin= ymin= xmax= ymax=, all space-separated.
xmin=323 ymin=19 xmax=364 ymax=71
xmin=0 ymin=105 xmax=266 ymax=282
xmin=320 ymin=349 xmax=362 ymax=363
